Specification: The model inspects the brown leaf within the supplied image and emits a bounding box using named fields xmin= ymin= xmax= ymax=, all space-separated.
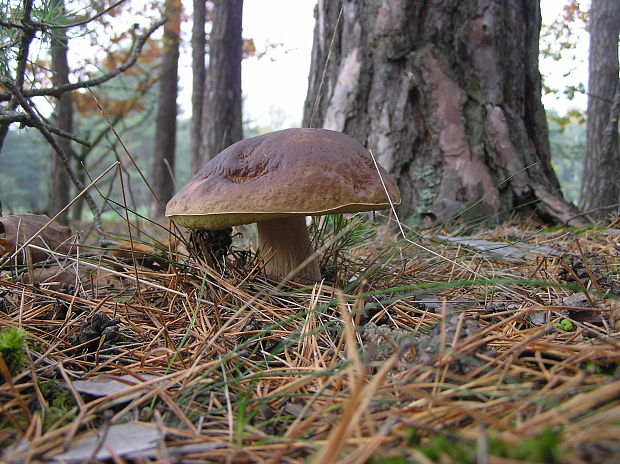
xmin=0 ymin=238 xmax=12 ymax=255
xmin=111 ymin=238 xmax=182 ymax=270
xmin=112 ymin=241 xmax=159 ymax=259
xmin=20 ymin=265 xmax=79 ymax=289
xmin=0 ymin=213 xmax=76 ymax=265
xmin=112 ymin=238 xmax=181 ymax=258
xmin=19 ymin=263 xmax=123 ymax=292
xmin=48 ymin=422 xmax=161 ymax=462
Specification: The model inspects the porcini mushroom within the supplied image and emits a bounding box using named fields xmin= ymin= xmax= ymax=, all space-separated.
xmin=165 ymin=128 xmax=400 ymax=282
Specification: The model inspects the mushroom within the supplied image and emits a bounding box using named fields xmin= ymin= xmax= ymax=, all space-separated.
xmin=165 ymin=128 xmax=400 ymax=282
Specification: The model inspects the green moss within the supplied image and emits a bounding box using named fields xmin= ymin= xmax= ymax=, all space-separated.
xmin=369 ymin=458 xmax=409 ymax=464
xmin=419 ymin=434 xmax=476 ymax=463
xmin=39 ymin=380 xmax=77 ymax=431
xmin=491 ymin=429 xmax=562 ymax=463
xmin=43 ymin=405 xmax=77 ymax=431
xmin=555 ymin=318 xmax=575 ymax=332
xmin=0 ymin=327 xmax=28 ymax=375
xmin=40 ymin=381 xmax=72 ymax=410
xmin=373 ymin=429 xmax=562 ymax=464
xmin=579 ymin=361 xmax=616 ymax=376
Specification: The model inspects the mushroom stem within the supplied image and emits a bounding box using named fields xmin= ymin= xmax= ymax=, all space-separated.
xmin=257 ymin=216 xmax=321 ymax=282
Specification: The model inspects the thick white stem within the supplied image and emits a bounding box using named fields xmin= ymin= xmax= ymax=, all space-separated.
xmin=256 ymin=217 xmax=321 ymax=282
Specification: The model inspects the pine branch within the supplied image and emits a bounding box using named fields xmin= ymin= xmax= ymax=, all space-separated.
xmin=0 ymin=1 xmax=126 ymax=31
xmin=0 ymin=0 xmax=36 ymax=149
xmin=13 ymin=0 xmax=35 ymax=94
xmin=0 ymin=75 xmax=105 ymax=244
xmin=35 ymin=0 xmax=126 ymax=30
xmin=0 ymin=18 xmax=167 ymax=102
xmin=0 ymin=108 xmax=90 ymax=146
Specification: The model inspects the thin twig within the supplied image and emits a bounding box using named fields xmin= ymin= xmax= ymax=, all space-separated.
xmin=0 ymin=109 xmax=91 ymax=146
xmin=0 ymin=18 xmax=166 ymax=102
xmin=0 ymin=75 xmax=105 ymax=243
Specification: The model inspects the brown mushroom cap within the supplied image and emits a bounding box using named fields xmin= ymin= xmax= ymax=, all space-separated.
xmin=165 ymin=128 xmax=400 ymax=229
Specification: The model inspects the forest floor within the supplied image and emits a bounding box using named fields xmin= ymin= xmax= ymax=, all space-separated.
xmin=0 ymin=213 xmax=619 ymax=464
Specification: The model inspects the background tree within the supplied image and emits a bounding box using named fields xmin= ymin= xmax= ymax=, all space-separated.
xmin=578 ymin=0 xmax=620 ymax=220
xmin=48 ymin=0 xmax=73 ymax=224
xmin=548 ymin=109 xmax=585 ymax=205
xmin=150 ymin=0 xmax=182 ymax=216
xmin=70 ymin=64 xmax=160 ymax=221
xmin=0 ymin=130 xmax=48 ymax=214
xmin=200 ymin=0 xmax=243 ymax=164
xmin=539 ymin=1 xmax=589 ymax=105
xmin=190 ymin=0 xmax=208 ymax=174
xmin=303 ymin=0 xmax=581 ymax=226
xmin=0 ymin=0 xmax=164 ymax=239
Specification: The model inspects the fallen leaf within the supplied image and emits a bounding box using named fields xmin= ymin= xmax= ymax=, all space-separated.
xmin=561 ymin=292 xmax=604 ymax=324
xmin=49 ymin=422 xmax=160 ymax=462
xmin=70 ymin=374 xmax=160 ymax=407
xmin=437 ymin=235 xmax=559 ymax=263
xmin=0 ymin=213 xmax=75 ymax=265
xmin=0 ymin=238 xmax=12 ymax=255
xmin=129 ymin=442 xmax=226 ymax=460
xmin=111 ymin=238 xmax=180 ymax=269
xmin=112 ymin=241 xmax=160 ymax=259
xmin=20 ymin=265 xmax=79 ymax=290
xmin=18 ymin=264 xmax=122 ymax=292
xmin=610 ymin=300 xmax=620 ymax=332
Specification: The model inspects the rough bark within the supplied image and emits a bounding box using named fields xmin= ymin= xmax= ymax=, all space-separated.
xmin=579 ymin=0 xmax=620 ymax=220
xmin=201 ymin=0 xmax=243 ymax=163
xmin=190 ymin=0 xmax=207 ymax=174
xmin=48 ymin=0 xmax=73 ymax=224
xmin=150 ymin=0 xmax=182 ymax=216
xmin=303 ymin=0 xmax=581 ymax=226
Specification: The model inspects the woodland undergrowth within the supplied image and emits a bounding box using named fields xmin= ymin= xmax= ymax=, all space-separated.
xmin=0 ymin=211 xmax=619 ymax=463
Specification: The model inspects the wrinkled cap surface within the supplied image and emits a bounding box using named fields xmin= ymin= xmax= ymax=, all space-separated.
xmin=165 ymin=128 xmax=401 ymax=229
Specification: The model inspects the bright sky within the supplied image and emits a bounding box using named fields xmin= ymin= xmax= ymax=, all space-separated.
xmin=241 ymin=0 xmax=317 ymax=127
xmin=183 ymin=0 xmax=589 ymax=128
xmin=540 ymin=0 xmax=590 ymax=115
xmin=43 ymin=0 xmax=591 ymax=128
xmin=178 ymin=0 xmax=317 ymax=127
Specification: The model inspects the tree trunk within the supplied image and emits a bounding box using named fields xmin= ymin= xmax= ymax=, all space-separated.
xmin=48 ymin=0 xmax=73 ymax=224
xmin=303 ymin=0 xmax=581 ymax=226
xmin=579 ymin=0 xmax=620 ymax=220
xmin=150 ymin=0 xmax=182 ymax=217
xmin=201 ymin=0 xmax=243 ymax=163
xmin=190 ymin=0 xmax=207 ymax=174
xmin=71 ymin=161 xmax=87 ymax=222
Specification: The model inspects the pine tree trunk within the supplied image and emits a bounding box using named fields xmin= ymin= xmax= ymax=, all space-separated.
xmin=201 ymin=0 xmax=243 ymax=163
xmin=579 ymin=0 xmax=620 ymax=220
xmin=150 ymin=0 xmax=182 ymax=216
xmin=303 ymin=0 xmax=581 ymax=226
xmin=48 ymin=0 xmax=72 ymax=224
xmin=190 ymin=0 xmax=207 ymax=174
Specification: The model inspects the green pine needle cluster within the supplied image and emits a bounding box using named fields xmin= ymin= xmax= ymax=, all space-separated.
xmin=0 ymin=0 xmax=80 ymax=75
xmin=312 ymin=213 xmax=376 ymax=253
